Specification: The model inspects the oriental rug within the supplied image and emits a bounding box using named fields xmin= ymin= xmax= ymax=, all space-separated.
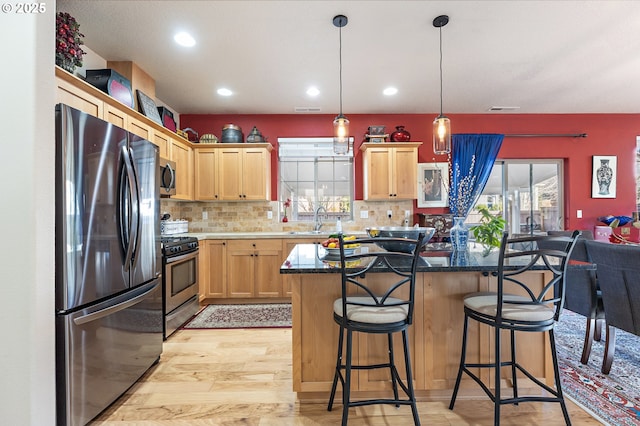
xmin=555 ymin=310 xmax=640 ymax=425
xmin=183 ymin=303 xmax=292 ymax=329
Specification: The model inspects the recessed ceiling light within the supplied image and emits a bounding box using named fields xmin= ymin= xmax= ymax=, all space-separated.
xmin=217 ymin=88 xmax=233 ymax=96
xmin=174 ymin=32 xmax=196 ymax=47
xmin=306 ymin=87 xmax=320 ymax=97
xmin=383 ymin=87 xmax=398 ymax=96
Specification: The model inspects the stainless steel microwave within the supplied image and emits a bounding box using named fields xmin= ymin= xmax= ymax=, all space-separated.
xmin=159 ymin=157 xmax=176 ymax=196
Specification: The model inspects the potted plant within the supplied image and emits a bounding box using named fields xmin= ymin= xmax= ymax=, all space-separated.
xmin=470 ymin=206 xmax=506 ymax=256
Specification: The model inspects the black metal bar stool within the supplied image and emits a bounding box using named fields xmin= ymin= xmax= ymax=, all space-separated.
xmin=327 ymin=233 xmax=425 ymax=426
xmin=449 ymin=231 xmax=580 ymax=426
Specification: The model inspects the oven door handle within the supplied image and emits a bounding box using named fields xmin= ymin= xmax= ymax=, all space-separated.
xmin=166 ymin=250 xmax=198 ymax=264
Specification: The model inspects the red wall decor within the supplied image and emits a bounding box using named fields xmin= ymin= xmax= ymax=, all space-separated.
xmin=181 ymin=112 xmax=639 ymax=231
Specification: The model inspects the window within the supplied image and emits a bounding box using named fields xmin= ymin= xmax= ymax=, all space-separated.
xmin=278 ymin=138 xmax=354 ymax=221
xmin=469 ymin=160 xmax=564 ymax=235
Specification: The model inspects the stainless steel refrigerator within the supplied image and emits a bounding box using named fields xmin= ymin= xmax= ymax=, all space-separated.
xmin=55 ymin=104 xmax=163 ymax=426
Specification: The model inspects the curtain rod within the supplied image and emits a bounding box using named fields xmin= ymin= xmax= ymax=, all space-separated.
xmin=504 ymin=133 xmax=587 ymax=138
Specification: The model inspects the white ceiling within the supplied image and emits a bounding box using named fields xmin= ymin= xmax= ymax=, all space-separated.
xmin=57 ymin=0 xmax=640 ymax=115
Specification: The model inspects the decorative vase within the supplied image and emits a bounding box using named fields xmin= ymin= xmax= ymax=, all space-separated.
xmin=450 ymin=216 xmax=469 ymax=251
xmin=390 ymin=125 xmax=411 ymax=142
xmin=596 ymin=159 xmax=613 ymax=195
xmin=282 ymin=215 xmax=288 ymax=223
xmin=451 ymin=250 xmax=469 ymax=266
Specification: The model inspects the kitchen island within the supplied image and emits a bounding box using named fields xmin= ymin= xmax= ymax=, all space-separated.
xmin=280 ymin=243 xmax=590 ymax=402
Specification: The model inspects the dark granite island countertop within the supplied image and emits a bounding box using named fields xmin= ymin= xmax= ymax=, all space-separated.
xmin=279 ymin=243 xmax=593 ymax=274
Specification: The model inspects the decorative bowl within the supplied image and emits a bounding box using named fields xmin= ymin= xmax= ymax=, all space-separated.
xmin=365 ymin=226 xmax=435 ymax=253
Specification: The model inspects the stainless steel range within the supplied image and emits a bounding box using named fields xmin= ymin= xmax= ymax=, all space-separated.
xmin=161 ymin=236 xmax=200 ymax=339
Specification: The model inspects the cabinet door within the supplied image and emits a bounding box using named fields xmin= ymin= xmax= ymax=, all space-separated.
xmin=194 ymin=148 xmax=219 ymax=200
xmin=254 ymin=240 xmax=283 ymax=297
xmin=218 ymin=148 xmax=244 ymax=200
xmin=393 ymin=146 xmax=418 ymax=199
xmin=104 ymin=103 xmax=128 ymax=129
xmin=170 ymin=140 xmax=194 ymax=200
xmin=242 ymin=147 xmax=270 ymax=200
xmin=56 ymin=76 xmax=104 ymax=118
xmin=226 ymin=241 xmax=256 ymax=298
xmin=128 ymin=116 xmax=153 ymax=141
xmin=153 ymin=131 xmax=170 ymax=159
xmin=364 ymin=147 xmax=393 ymax=200
xmin=203 ymin=240 xmax=226 ymax=298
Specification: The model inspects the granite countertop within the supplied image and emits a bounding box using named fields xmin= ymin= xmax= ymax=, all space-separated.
xmin=279 ymin=243 xmax=595 ymax=274
xmin=182 ymin=231 xmax=367 ymax=240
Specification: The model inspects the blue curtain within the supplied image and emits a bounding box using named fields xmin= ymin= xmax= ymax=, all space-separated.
xmin=449 ymin=133 xmax=504 ymax=217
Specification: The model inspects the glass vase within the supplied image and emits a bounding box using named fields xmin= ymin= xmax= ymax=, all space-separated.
xmin=450 ymin=216 xmax=469 ymax=251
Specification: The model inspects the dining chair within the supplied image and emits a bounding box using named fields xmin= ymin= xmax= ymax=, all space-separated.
xmin=584 ymin=240 xmax=640 ymax=374
xmin=542 ymin=230 xmax=604 ymax=364
xmin=327 ymin=232 xmax=425 ymax=426
xmin=449 ymin=231 xmax=580 ymax=426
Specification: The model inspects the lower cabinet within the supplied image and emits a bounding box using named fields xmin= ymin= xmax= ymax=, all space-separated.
xmin=227 ymin=239 xmax=283 ymax=297
xmin=198 ymin=240 xmax=227 ymax=300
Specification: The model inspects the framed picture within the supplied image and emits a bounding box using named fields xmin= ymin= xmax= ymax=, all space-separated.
xmin=417 ymin=162 xmax=449 ymax=207
xmin=136 ymin=90 xmax=163 ymax=126
xmin=592 ymin=155 xmax=617 ymax=198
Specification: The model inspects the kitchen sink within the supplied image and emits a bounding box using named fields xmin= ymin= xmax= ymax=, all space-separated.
xmin=288 ymin=231 xmax=326 ymax=235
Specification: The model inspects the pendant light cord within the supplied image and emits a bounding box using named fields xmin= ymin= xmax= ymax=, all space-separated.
xmin=438 ymin=25 xmax=443 ymax=116
xmin=339 ymin=24 xmax=343 ymax=115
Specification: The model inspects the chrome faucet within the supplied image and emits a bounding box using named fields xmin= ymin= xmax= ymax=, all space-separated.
xmin=313 ymin=205 xmax=327 ymax=232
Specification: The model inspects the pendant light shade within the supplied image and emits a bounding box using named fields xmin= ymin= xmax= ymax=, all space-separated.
xmin=433 ymin=15 xmax=451 ymax=155
xmin=333 ymin=14 xmax=350 ymax=155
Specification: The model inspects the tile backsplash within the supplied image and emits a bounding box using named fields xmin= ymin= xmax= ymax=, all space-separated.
xmin=161 ymin=200 xmax=416 ymax=234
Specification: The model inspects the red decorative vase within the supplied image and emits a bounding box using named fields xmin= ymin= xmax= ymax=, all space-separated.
xmin=282 ymin=215 xmax=288 ymax=223
xmin=390 ymin=125 xmax=411 ymax=142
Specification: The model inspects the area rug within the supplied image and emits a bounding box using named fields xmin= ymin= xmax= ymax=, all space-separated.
xmin=555 ymin=310 xmax=640 ymax=425
xmin=182 ymin=303 xmax=292 ymax=329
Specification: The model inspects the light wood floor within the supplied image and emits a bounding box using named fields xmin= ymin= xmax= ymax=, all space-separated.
xmin=92 ymin=328 xmax=604 ymax=425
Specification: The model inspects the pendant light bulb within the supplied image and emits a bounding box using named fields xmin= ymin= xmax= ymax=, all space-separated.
xmin=333 ymin=15 xmax=350 ymax=155
xmin=432 ymin=15 xmax=451 ymax=155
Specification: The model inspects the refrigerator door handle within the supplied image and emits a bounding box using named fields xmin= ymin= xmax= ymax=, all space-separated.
xmin=121 ymin=145 xmax=138 ymax=272
xmin=128 ymin=147 xmax=142 ymax=270
xmin=73 ymin=282 xmax=157 ymax=326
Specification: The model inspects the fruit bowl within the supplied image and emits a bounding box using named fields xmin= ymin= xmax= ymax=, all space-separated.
xmin=365 ymin=226 xmax=435 ymax=253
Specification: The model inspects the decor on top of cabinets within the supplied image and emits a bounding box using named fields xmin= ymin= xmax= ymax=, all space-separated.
xmin=221 ymin=124 xmax=243 ymax=143
xmin=199 ymin=133 xmax=218 ymax=144
xmin=417 ymin=162 xmax=448 ymax=208
xmin=592 ymin=155 xmax=617 ymax=198
xmin=390 ymin=125 xmax=411 ymax=142
xmin=85 ymin=69 xmax=134 ymax=109
xmin=136 ymin=90 xmax=163 ymax=126
xmin=56 ymin=12 xmax=86 ymax=73
xmin=365 ymin=125 xmax=387 ymax=143
xmin=246 ymin=126 xmax=266 ymax=143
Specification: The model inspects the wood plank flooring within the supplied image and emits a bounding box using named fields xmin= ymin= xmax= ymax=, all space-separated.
xmin=91 ymin=328 xmax=603 ymax=425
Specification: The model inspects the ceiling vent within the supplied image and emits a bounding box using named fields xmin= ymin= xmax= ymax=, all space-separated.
xmin=294 ymin=106 xmax=322 ymax=113
xmin=488 ymin=106 xmax=521 ymax=111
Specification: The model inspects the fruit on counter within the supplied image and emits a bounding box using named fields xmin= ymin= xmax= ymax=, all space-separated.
xmin=321 ymin=235 xmax=358 ymax=248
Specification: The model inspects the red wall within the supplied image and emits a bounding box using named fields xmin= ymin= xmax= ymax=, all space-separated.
xmin=181 ymin=113 xmax=639 ymax=230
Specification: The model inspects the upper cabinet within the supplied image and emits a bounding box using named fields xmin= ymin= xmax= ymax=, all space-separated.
xmin=169 ymin=138 xmax=194 ymax=200
xmin=361 ymin=142 xmax=421 ymax=200
xmin=194 ymin=144 xmax=272 ymax=201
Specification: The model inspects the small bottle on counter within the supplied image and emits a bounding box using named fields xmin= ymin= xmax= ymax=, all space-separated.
xmin=336 ymin=217 xmax=342 ymax=234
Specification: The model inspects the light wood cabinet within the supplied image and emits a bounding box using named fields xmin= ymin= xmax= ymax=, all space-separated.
xmin=194 ymin=148 xmax=220 ymax=200
xmin=194 ymin=144 xmax=272 ymax=201
xmin=127 ymin=115 xmax=154 ymax=141
xmin=169 ymin=138 xmax=194 ymax=200
xmin=199 ymin=240 xmax=227 ymax=299
xmin=218 ymin=146 xmax=272 ymax=201
xmin=56 ymin=74 xmax=104 ymax=118
xmin=152 ymin=131 xmax=170 ymax=159
xmin=361 ymin=142 xmax=421 ymax=200
xmin=226 ymin=239 xmax=283 ymax=298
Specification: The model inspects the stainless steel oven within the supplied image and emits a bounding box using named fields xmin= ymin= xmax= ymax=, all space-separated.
xmin=161 ymin=236 xmax=200 ymax=339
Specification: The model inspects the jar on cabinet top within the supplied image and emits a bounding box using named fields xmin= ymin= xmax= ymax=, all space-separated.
xmin=390 ymin=125 xmax=411 ymax=142
xmin=221 ymin=124 xmax=243 ymax=143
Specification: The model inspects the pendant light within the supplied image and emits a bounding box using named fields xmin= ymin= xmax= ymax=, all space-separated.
xmin=333 ymin=14 xmax=350 ymax=155
xmin=432 ymin=14 xmax=451 ymax=155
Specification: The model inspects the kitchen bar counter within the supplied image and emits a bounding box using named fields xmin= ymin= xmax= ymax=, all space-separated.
xmin=281 ymin=243 xmax=592 ymax=402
